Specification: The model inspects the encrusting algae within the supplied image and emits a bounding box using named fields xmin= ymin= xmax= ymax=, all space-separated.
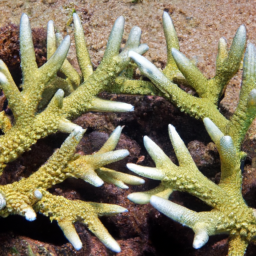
xmin=1 ymin=9 xmax=256 ymax=256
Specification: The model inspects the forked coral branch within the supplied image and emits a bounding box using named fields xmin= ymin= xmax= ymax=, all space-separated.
xmin=0 ymin=13 xmax=147 ymax=252
xmin=0 ymin=13 xmax=148 ymax=173
xmin=0 ymin=125 xmax=144 ymax=252
xmin=128 ymin=119 xmax=256 ymax=255
xmin=124 ymin=12 xmax=256 ymax=256
xmin=108 ymin=12 xmax=246 ymax=98
xmin=126 ymin=13 xmax=256 ymax=160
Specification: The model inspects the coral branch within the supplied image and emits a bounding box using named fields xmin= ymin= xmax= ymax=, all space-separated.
xmin=0 ymin=12 xmax=149 ymax=252
xmin=0 ymin=13 xmax=148 ymax=172
xmin=128 ymin=119 xmax=256 ymax=255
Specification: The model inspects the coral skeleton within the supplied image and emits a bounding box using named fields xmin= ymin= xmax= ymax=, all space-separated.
xmin=0 ymin=13 xmax=146 ymax=252
xmin=126 ymin=12 xmax=256 ymax=256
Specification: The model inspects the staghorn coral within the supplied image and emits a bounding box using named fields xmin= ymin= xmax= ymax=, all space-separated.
xmin=0 ymin=12 xmax=148 ymax=172
xmin=117 ymin=12 xmax=253 ymax=158
xmin=126 ymin=11 xmax=255 ymax=203
xmin=2 ymin=8 xmax=256 ymax=255
xmin=127 ymin=119 xmax=256 ymax=255
xmin=0 ymin=125 xmax=144 ymax=252
xmin=0 ymin=13 xmax=147 ymax=252
xmin=125 ymin=12 xmax=256 ymax=256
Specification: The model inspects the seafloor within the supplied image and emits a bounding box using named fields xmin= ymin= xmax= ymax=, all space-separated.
xmin=1 ymin=0 xmax=256 ymax=255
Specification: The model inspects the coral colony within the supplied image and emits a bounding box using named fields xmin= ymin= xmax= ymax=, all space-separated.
xmin=128 ymin=13 xmax=256 ymax=256
xmin=0 ymin=13 xmax=146 ymax=253
xmin=0 ymin=10 xmax=256 ymax=256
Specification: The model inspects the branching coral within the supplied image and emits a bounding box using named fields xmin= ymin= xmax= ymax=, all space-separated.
xmin=0 ymin=125 xmax=144 ymax=252
xmin=0 ymin=13 xmax=148 ymax=172
xmin=2 ymin=9 xmax=256 ymax=255
xmin=128 ymin=119 xmax=256 ymax=255
xmin=126 ymin=11 xmax=255 ymax=204
xmin=126 ymin=13 xmax=255 ymax=157
xmin=125 ymin=12 xmax=256 ymax=256
xmin=0 ymin=13 xmax=147 ymax=252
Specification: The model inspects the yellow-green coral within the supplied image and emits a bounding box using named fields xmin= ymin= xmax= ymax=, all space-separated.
xmin=0 ymin=127 xmax=144 ymax=251
xmin=122 ymin=13 xmax=256 ymax=159
xmin=0 ymin=13 xmax=148 ymax=173
xmin=126 ymin=12 xmax=256 ymax=256
xmin=0 ymin=125 xmax=144 ymax=252
xmin=2 ymin=10 xmax=256 ymax=255
xmin=0 ymin=13 xmax=147 ymax=252
xmin=128 ymin=119 xmax=256 ymax=255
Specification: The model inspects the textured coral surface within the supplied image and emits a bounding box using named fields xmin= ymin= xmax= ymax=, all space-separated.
xmin=1 ymin=0 xmax=256 ymax=256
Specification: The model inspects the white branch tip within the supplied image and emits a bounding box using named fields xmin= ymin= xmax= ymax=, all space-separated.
xmin=127 ymin=163 xmax=164 ymax=180
xmin=0 ymin=73 xmax=8 ymax=84
xmin=127 ymin=26 xmax=141 ymax=43
xmin=150 ymin=195 xmax=192 ymax=224
xmin=0 ymin=194 xmax=6 ymax=210
xmin=25 ymin=208 xmax=37 ymax=221
xmin=92 ymin=177 xmax=105 ymax=187
xmin=193 ymin=229 xmax=209 ymax=249
xmin=171 ymin=48 xmax=189 ymax=65
xmin=83 ymin=172 xmax=104 ymax=187
xmin=72 ymin=238 xmax=83 ymax=251
xmin=58 ymin=221 xmax=83 ymax=251
xmin=127 ymin=192 xmax=151 ymax=204
xmin=129 ymin=51 xmax=159 ymax=76
xmin=163 ymin=11 xmax=174 ymax=28
xmin=219 ymin=37 xmax=227 ymax=47
xmin=20 ymin=13 xmax=29 ymax=26
xmin=237 ymin=24 xmax=246 ymax=38
xmin=106 ymin=239 xmax=121 ymax=253
xmin=47 ymin=20 xmax=54 ymax=34
xmin=34 ymin=190 xmax=43 ymax=200
xmin=203 ymin=117 xmax=224 ymax=143
xmin=89 ymin=97 xmax=134 ymax=112
xmin=219 ymin=136 xmax=236 ymax=156
xmin=55 ymin=88 xmax=65 ymax=98
xmin=115 ymin=16 xmax=125 ymax=28
xmin=104 ymin=149 xmax=129 ymax=161
xmin=168 ymin=124 xmax=182 ymax=145
xmin=73 ymin=13 xmax=82 ymax=30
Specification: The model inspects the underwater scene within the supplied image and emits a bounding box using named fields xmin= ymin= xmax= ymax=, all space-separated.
xmin=0 ymin=0 xmax=256 ymax=255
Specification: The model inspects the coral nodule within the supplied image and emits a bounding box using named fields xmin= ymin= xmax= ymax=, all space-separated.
xmin=0 ymin=13 xmax=146 ymax=252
